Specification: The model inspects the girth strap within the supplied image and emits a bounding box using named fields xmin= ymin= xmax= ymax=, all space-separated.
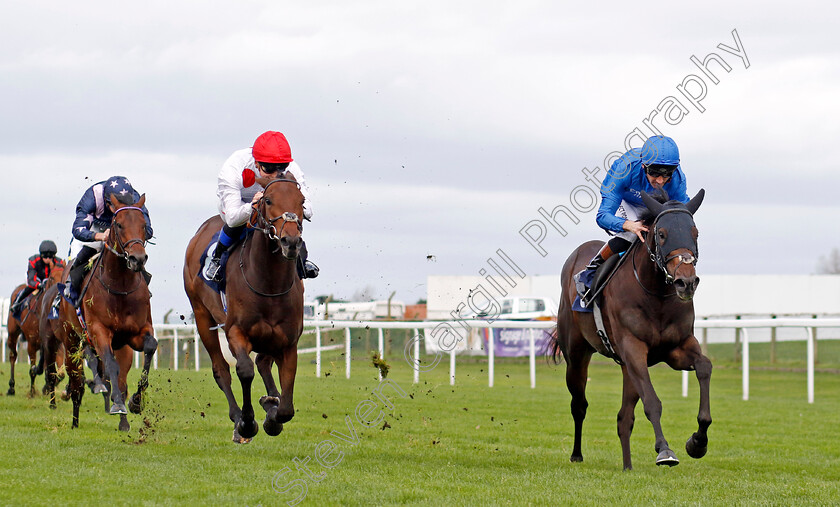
xmin=593 ymin=302 xmax=623 ymax=365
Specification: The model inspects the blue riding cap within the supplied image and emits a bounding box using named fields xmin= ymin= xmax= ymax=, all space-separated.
xmin=641 ymin=135 xmax=680 ymax=166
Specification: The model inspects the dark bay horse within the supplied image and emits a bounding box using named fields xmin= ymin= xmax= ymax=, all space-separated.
xmin=6 ymin=265 xmax=65 ymax=396
xmin=183 ymin=174 xmax=305 ymax=443
xmin=553 ymin=189 xmax=709 ymax=470
xmin=55 ymin=194 xmax=157 ymax=431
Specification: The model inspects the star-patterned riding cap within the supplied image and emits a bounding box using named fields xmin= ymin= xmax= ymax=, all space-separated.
xmin=104 ymin=176 xmax=136 ymax=202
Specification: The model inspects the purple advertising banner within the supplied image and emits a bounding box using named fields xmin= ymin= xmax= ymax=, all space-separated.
xmin=487 ymin=327 xmax=554 ymax=357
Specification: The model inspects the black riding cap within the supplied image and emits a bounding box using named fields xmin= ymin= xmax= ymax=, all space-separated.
xmin=39 ymin=240 xmax=57 ymax=256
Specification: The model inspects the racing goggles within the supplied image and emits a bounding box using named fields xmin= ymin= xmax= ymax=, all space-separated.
xmin=644 ymin=164 xmax=677 ymax=178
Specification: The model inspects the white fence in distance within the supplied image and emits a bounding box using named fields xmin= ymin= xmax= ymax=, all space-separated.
xmin=3 ymin=318 xmax=839 ymax=403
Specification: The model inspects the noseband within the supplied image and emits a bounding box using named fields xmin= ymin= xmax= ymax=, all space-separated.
xmin=644 ymin=208 xmax=698 ymax=284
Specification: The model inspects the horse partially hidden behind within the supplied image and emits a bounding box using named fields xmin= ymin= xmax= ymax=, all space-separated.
xmin=183 ymin=174 xmax=305 ymax=443
xmin=552 ymin=189 xmax=710 ymax=470
xmin=55 ymin=194 xmax=157 ymax=431
xmin=6 ymin=264 xmax=65 ymax=396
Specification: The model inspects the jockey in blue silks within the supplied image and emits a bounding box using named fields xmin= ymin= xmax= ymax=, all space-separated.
xmin=574 ymin=135 xmax=690 ymax=301
xmin=64 ymin=176 xmax=153 ymax=307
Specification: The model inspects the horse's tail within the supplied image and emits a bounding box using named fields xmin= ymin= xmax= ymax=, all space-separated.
xmin=545 ymin=326 xmax=564 ymax=365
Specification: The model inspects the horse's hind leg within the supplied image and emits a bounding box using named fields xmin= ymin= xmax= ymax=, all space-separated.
xmin=65 ymin=336 xmax=85 ymax=428
xmin=617 ymin=366 xmax=641 ymax=470
xmin=128 ymin=331 xmax=158 ymax=414
xmin=27 ymin=340 xmax=39 ymax=396
xmin=565 ymin=346 xmax=593 ymax=463
xmin=84 ymin=345 xmax=107 ymax=394
xmin=666 ymin=339 xmax=712 ymax=459
xmin=7 ymin=324 xmax=19 ymax=395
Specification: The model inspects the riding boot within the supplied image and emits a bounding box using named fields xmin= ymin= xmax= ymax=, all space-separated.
xmin=65 ymin=246 xmax=97 ymax=307
xmin=10 ymin=286 xmax=35 ymax=319
xmin=573 ymin=244 xmax=615 ymax=300
xmin=296 ymin=241 xmax=319 ymax=279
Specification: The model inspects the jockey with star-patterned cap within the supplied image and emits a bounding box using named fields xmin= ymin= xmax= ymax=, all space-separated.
xmin=63 ymin=176 xmax=153 ymax=307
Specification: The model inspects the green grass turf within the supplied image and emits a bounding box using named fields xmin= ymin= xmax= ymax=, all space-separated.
xmin=1 ymin=345 xmax=839 ymax=506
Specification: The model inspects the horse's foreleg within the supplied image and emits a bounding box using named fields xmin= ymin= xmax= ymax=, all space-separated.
xmin=128 ymin=332 xmax=157 ymax=414
xmin=27 ymin=340 xmax=39 ymax=396
xmin=666 ymin=339 xmax=712 ymax=459
xmin=617 ymin=366 xmax=640 ymax=470
xmin=565 ymin=347 xmax=592 ymax=464
xmin=256 ymin=353 xmax=284 ymax=436
xmin=256 ymin=353 xmax=280 ymax=398
xmin=622 ymin=338 xmax=678 ymax=467
xmin=94 ymin=328 xmax=127 ymax=416
xmin=276 ymin=348 xmax=297 ymax=424
xmin=65 ymin=335 xmax=85 ymax=428
xmin=228 ymin=327 xmax=258 ymax=441
xmin=115 ymin=347 xmax=133 ymax=431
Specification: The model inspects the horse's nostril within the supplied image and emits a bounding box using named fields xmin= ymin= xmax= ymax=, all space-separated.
xmin=674 ymin=279 xmax=687 ymax=290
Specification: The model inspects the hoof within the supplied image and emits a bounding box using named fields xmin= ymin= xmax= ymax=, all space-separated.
xmin=6 ymin=388 xmax=14 ymax=396
xmin=93 ymin=383 xmax=108 ymax=394
xmin=570 ymin=455 xmax=583 ymax=463
xmin=118 ymin=418 xmax=130 ymax=432
xmin=232 ymin=428 xmax=252 ymax=445
xmin=263 ymin=417 xmax=284 ymax=436
xmin=236 ymin=418 xmax=259 ymax=440
xmin=60 ymin=390 xmax=71 ymax=401
xmin=127 ymin=394 xmax=143 ymax=414
xmin=686 ymin=433 xmax=708 ymax=459
xmin=259 ymin=395 xmax=281 ymax=412
xmin=655 ymin=449 xmax=679 ymax=467
xmin=110 ymin=403 xmax=128 ymax=415
xmin=49 ymin=403 xmax=57 ymax=410
xmin=42 ymin=385 xmax=50 ymax=396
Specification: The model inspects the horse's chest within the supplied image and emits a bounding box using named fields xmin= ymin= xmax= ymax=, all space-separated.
xmin=244 ymin=321 xmax=298 ymax=351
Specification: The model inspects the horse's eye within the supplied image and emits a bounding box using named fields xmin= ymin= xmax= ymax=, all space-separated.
xmin=265 ymin=198 xmax=272 ymax=206
xmin=116 ymin=222 xmax=123 ymax=230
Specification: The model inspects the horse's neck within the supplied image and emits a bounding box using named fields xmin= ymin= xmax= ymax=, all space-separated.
xmin=246 ymin=234 xmax=296 ymax=287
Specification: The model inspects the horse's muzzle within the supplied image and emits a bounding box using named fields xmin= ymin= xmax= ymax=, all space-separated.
xmin=127 ymin=252 xmax=148 ymax=272
xmin=279 ymin=235 xmax=301 ymax=261
xmin=674 ymin=275 xmax=700 ymax=301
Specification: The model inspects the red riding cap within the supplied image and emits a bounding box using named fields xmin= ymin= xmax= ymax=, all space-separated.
xmin=252 ymin=131 xmax=293 ymax=163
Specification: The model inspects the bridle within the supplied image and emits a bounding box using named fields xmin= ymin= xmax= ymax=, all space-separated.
xmin=241 ymin=177 xmax=303 ymax=297
xmin=249 ymin=178 xmax=303 ymax=253
xmin=103 ymin=206 xmax=148 ymax=267
xmin=636 ymin=207 xmax=698 ymax=293
xmin=98 ymin=205 xmax=146 ymax=296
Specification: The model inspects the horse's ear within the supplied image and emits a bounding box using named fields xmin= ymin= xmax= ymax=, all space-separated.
xmin=109 ymin=193 xmax=121 ymax=209
xmin=255 ymin=176 xmax=270 ymax=189
xmin=135 ymin=193 xmax=146 ymax=208
xmin=641 ymin=191 xmax=665 ymax=216
xmin=283 ymin=172 xmax=297 ymax=183
xmin=686 ymin=188 xmax=705 ymax=215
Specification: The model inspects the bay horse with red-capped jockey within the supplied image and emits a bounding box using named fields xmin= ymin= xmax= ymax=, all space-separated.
xmin=6 ymin=264 xmax=65 ymax=396
xmin=55 ymin=193 xmax=157 ymax=431
xmin=552 ymin=189 xmax=709 ymax=470
xmin=183 ymin=174 xmax=305 ymax=443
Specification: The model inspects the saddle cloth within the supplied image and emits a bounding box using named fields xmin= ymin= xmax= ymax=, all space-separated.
xmin=199 ymin=231 xmax=233 ymax=294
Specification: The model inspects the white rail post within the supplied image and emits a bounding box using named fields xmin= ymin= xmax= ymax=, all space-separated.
xmin=1 ymin=330 xmax=5 ymax=363
xmin=488 ymin=328 xmax=494 ymax=388
xmin=173 ymin=327 xmax=179 ymax=371
xmin=529 ymin=328 xmax=536 ymax=389
xmin=315 ymin=326 xmax=322 ymax=378
xmin=413 ymin=328 xmax=420 ymax=384
xmin=134 ymin=351 xmax=140 ymax=369
xmin=153 ymin=346 xmax=158 ymax=370
xmin=682 ymin=370 xmax=689 ymax=397
xmin=807 ymin=327 xmax=815 ymax=404
xmin=742 ymin=328 xmax=749 ymax=401
xmin=449 ymin=349 xmax=456 ymax=386
xmin=194 ymin=330 xmax=200 ymax=371
xmin=345 ymin=327 xmax=352 ymax=379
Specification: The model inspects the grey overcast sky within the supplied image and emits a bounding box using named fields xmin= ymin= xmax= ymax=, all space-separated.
xmin=1 ymin=1 xmax=838 ymax=321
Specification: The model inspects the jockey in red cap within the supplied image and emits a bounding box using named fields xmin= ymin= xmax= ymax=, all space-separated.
xmin=203 ymin=131 xmax=318 ymax=282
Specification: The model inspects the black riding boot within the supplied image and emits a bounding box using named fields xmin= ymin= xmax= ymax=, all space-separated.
xmin=297 ymin=240 xmax=319 ymax=279
xmin=66 ymin=246 xmax=97 ymax=307
xmin=10 ymin=286 xmax=35 ymax=319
